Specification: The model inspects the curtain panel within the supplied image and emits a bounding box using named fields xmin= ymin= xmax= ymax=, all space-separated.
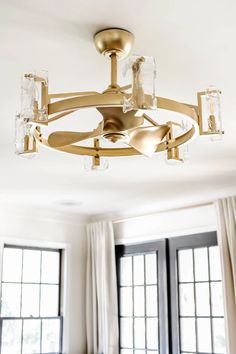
xmin=86 ymin=221 xmax=119 ymax=354
xmin=216 ymin=196 xmax=236 ymax=354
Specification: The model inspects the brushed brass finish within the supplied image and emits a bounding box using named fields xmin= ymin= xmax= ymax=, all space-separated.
xmin=128 ymin=125 xmax=169 ymax=157
xmin=27 ymin=29 xmax=207 ymax=161
xmin=48 ymin=121 xmax=103 ymax=148
xmin=47 ymin=110 xmax=76 ymax=124
xmin=33 ymin=90 xmax=198 ymax=157
xmin=49 ymin=91 xmax=98 ymax=99
xmin=34 ymin=124 xmax=195 ymax=157
xmin=93 ymin=138 xmax=100 ymax=167
xmin=97 ymin=107 xmax=144 ymax=132
xmin=94 ymin=28 xmax=134 ymax=59
xmin=167 ymin=147 xmax=183 ymax=162
xmin=110 ymin=53 xmax=118 ymax=88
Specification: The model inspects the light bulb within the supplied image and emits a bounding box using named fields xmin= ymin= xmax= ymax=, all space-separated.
xmin=206 ymin=86 xmax=222 ymax=135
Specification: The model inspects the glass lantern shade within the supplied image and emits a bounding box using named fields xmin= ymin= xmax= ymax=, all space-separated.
xmin=123 ymin=55 xmax=157 ymax=113
xmin=20 ymin=71 xmax=48 ymax=123
xmin=198 ymin=86 xmax=222 ymax=137
xmin=20 ymin=75 xmax=35 ymax=122
xmin=15 ymin=116 xmax=37 ymax=158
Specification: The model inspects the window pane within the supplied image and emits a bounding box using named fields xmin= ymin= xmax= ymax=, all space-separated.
xmin=1 ymin=320 xmax=22 ymax=354
xmin=134 ymin=318 xmax=145 ymax=348
xmin=120 ymin=287 xmax=132 ymax=317
xmin=209 ymin=246 xmax=222 ymax=280
xmin=22 ymin=284 xmax=40 ymax=317
xmin=120 ymin=318 xmax=133 ymax=348
xmin=178 ymin=250 xmax=193 ymax=282
xmin=134 ymin=286 xmax=145 ymax=316
xmin=211 ymin=282 xmax=224 ymax=316
xmin=213 ymin=318 xmax=226 ymax=353
xmin=121 ymin=350 xmax=133 ymax=354
xmin=22 ymin=319 xmax=40 ymax=354
xmin=179 ymin=283 xmax=194 ymax=316
xmin=135 ymin=351 xmax=145 ymax=354
xmin=145 ymin=254 xmax=157 ymax=285
xmin=147 ymin=318 xmax=158 ymax=350
xmin=180 ymin=318 xmax=196 ymax=352
xmin=197 ymin=318 xmax=212 ymax=353
xmin=40 ymin=285 xmax=59 ymax=317
xmin=146 ymin=285 xmax=158 ymax=316
xmin=194 ymin=247 xmax=209 ymax=281
xmin=23 ymin=249 xmax=41 ymax=283
xmin=133 ymin=255 xmax=144 ymax=285
xmin=42 ymin=319 xmax=60 ymax=353
xmin=195 ymin=282 xmax=210 ymax=316
xmin=2 ymin=248 xmax=22 ymax=282
xmin=41 ymin=251 xmax=60 ymax=284
xmin=1 ymin=283 xmax=21 ymax=317
xmin=120 ymin=257 xmax=132 ymax=286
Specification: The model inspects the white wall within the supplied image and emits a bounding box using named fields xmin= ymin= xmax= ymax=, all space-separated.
xmin=113 ymin=204 xmax=217 ymax=244
xmin=0 ymin=205 xmax=88 ymax=354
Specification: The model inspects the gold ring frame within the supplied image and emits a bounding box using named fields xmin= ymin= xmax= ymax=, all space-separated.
xmin=33 ymin=92 xmax=199 ymax=157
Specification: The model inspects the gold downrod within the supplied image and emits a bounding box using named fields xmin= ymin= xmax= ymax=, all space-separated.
xmin=110 ymin=53 xmax=118 ymax=88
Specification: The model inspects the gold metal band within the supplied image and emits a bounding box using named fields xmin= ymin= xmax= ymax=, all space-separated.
xmin=34 ymin=92 xmax=199 ymax=157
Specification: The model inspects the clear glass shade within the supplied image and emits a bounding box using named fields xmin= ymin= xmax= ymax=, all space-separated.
xmin=83 ymin=156 xmax=109 ymax=171
xmin=20 ymin=71 xmax=48 ymax=123
xmin=200 ymin=86 xmax=222 ymax=138
xmin=123 ymin=55 xmax=157 ymax=113
xmin=15 ymin=116 xmax=37 ymax=158
xmin=15 ymin=70 xmax=48 ymax=157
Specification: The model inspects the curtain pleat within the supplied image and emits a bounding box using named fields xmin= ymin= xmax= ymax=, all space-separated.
xmin=86 ymin=221 xmax=119 ymax=354
xmin=215 ymin=196 xmax=236 ymax=354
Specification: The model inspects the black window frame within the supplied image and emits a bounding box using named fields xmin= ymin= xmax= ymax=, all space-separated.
xmin=168 ymin=231 xmax=219 ymax=354
xmin=116 ymin=240 xmax=169 ymax=354
xmin=0 ymin=244 xmax=63 ymax=354
xmin=116 ymin=231 xmax=222 ymax=354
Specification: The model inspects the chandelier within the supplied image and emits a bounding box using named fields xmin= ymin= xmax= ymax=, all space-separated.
xmin=15 ymin=28 xmax=223 ymax=170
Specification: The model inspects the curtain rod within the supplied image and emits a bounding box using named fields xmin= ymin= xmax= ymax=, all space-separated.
xmin=112 ymin=201 xmax=214 ymax=225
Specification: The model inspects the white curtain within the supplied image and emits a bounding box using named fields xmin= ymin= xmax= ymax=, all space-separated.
xmin=86 ymin=221 xmax=119 ymax=354
xmin=216 ymin=196 xmax=236 ymax=354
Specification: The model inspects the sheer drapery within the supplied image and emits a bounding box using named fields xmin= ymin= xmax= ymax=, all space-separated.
xmin=216 ymin=196 xmax=236 ymax=354
xmin=86 ymin=221 xmax=119 ymax=354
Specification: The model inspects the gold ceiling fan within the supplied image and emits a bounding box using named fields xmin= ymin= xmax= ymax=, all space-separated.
xmin=15 ymin=28 xmax=223 ymax=169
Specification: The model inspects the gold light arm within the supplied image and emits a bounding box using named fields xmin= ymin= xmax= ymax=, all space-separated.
xmin=143 ymin=114 xmax=161 ymax=127
xmin=47 ymin=110 xmax=77 ymax=123
xmin=48 ymin=91 xmax=98 ymax=100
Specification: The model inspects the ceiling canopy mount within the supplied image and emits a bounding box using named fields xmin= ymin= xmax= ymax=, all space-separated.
xmin=94 ymin=28 xmax=134 ymax=59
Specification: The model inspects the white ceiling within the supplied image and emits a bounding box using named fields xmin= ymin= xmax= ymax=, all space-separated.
xmin=0 ymin=0 xmax=236 ymax=218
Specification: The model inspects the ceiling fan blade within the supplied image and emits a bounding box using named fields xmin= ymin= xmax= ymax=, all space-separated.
xmin=128 ymin=125 xmax=169 ymax=157
xmin=48 ymin=122 xmax=103 ymax=148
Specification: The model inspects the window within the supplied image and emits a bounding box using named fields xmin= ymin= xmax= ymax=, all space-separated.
xmin=116 ymin=232 xmax=226 ymax=354
xmin=116 ymin=241 xmax=168 ymax=354
xmin=0 ymin=245 xmax=62 ymax=354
